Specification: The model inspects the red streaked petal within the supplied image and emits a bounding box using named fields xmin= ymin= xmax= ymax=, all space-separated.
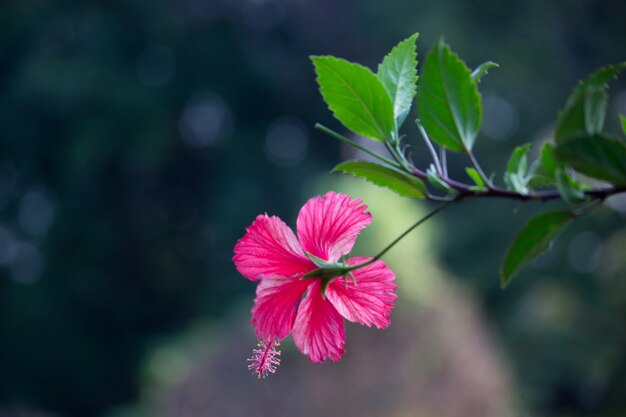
xmin=296 ymin=192 xmax=372 ymax=262
xmin=233 ymin=214 xmax=314 ymax=281
xmin=292 ymin=281 xmax=346 ymax=363
xmin=251 ymin=275 xmax=310 ymax=341
xmin=325 ymin=257 xmax=397 ymax=329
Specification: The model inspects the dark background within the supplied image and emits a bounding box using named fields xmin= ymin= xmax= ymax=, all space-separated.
xmin=1 ymin=0 xmax=625 ymax=416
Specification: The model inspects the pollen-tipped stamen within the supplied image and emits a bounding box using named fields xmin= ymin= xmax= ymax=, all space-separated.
xmin=247 ymin=339 xmax=281 ymax=379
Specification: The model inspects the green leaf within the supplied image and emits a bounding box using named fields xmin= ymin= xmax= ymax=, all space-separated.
xmin=620 ymin=114 xmax=626 ymax=136
xmin=527 ymin=174 xmax=554 ymax=189
xmin=554 ymin=134 xmax=626 ymax=185
xmin=504 ymin=173 xmax=526 ymax=194
xmin=506 ymin=144 xmax=531 ymax=176
xmin=555 ymin=63 xmax=626 ymax=142
xmin=427 ymin=165 xmax=457 ymax=194
xmin=332 ymin=160 xmax=427 ymax=199
xmin=312 ymin=56 xmax=395 ymax=142
xmin=471 ymin=61 xmax=499 ymax=83
xmin=501 ymin=210 xmax=573 ymax=288
xmin=555 ymin=168 xmax=587 ymax=204
xmin=584 ymin=86 xmax=608 ymax=135
xmin=465 ymin=167 xmax=487 ymax=190
xmin=526 ymin=160 xmax=554 ymax=188
xmin=504 ymin=144 xmax=532 ymax=193
xmin=377 ymin=33 xmax=419 ymax=127
xmin=540 ymin=142 xmax=557 ymax=179
xmin=417 ymin=40 xmax=482 ymax=152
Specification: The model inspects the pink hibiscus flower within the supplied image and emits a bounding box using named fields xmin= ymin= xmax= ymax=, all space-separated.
xmin=233 ymin=192 xmax=397 ymax=370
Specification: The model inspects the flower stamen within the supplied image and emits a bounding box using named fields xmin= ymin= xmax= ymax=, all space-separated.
xmin=247 ymin=339 xmax=281 ymax=378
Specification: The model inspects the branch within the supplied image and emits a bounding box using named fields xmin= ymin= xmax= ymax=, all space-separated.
xmin=408 ymin=165 xmax=626 ymax=202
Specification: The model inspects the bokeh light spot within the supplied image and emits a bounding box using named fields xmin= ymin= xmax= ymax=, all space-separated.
xmin=18 ymin=190 xmax=55 ymax=237
xmin=9 ymin=243 xmax=44 ymax=284
xmin=606 ymin=193 xmax=626 ymax=214
xmin=179 ymin=93 xmax=232 ymax=148
xmin=482 ymin=95 xmax=518 ymax=140
xmin=568 ymin=231 xmax=602 ymax=274
xmin=265 ymin=117 xmax=308 ymax=167
xmin=0 ymin=225 xmax=18 ymax=266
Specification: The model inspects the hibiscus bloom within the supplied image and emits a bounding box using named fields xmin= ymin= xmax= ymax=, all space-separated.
xmin=233 ymin=192 xmax=397 ymax=369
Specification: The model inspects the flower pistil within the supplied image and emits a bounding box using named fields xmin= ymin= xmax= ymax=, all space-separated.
xmin=247 ymin=339 xmax=281 ymax=379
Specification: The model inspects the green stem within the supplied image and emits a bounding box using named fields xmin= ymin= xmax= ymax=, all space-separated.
xmin=347 ymin=200 xmax=455 ymax=271
xmin=466 ymin=148 xmax=493 ymax=188
xmin=384 ymin=141 xmax=410 ymax=171
xmin=439 ymin=146 xmax=448 ymax=177
xmin=315 ymin=124 xmax=402 ymax=169
xmin=417 ymin=122 xmax=443 ymax=175
xmin=394 ymin=142 xmax=413 ymax=172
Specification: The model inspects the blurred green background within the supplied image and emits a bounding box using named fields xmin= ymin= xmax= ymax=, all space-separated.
xmin=1 ymin=0 xmax=626 ymax=416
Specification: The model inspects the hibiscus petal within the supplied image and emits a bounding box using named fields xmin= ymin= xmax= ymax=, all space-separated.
xmin=325 ymin=257 xmax=397 ymax=329
xmin=292 ymin=281 xmax=346 ymax=363
xmin=233 ymin=214 xmax=314 ymax=281
xmin=296 ymin=192 xmax=372 ymax=262
xmin=251 ymin=274 xmax=310 ymax=341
